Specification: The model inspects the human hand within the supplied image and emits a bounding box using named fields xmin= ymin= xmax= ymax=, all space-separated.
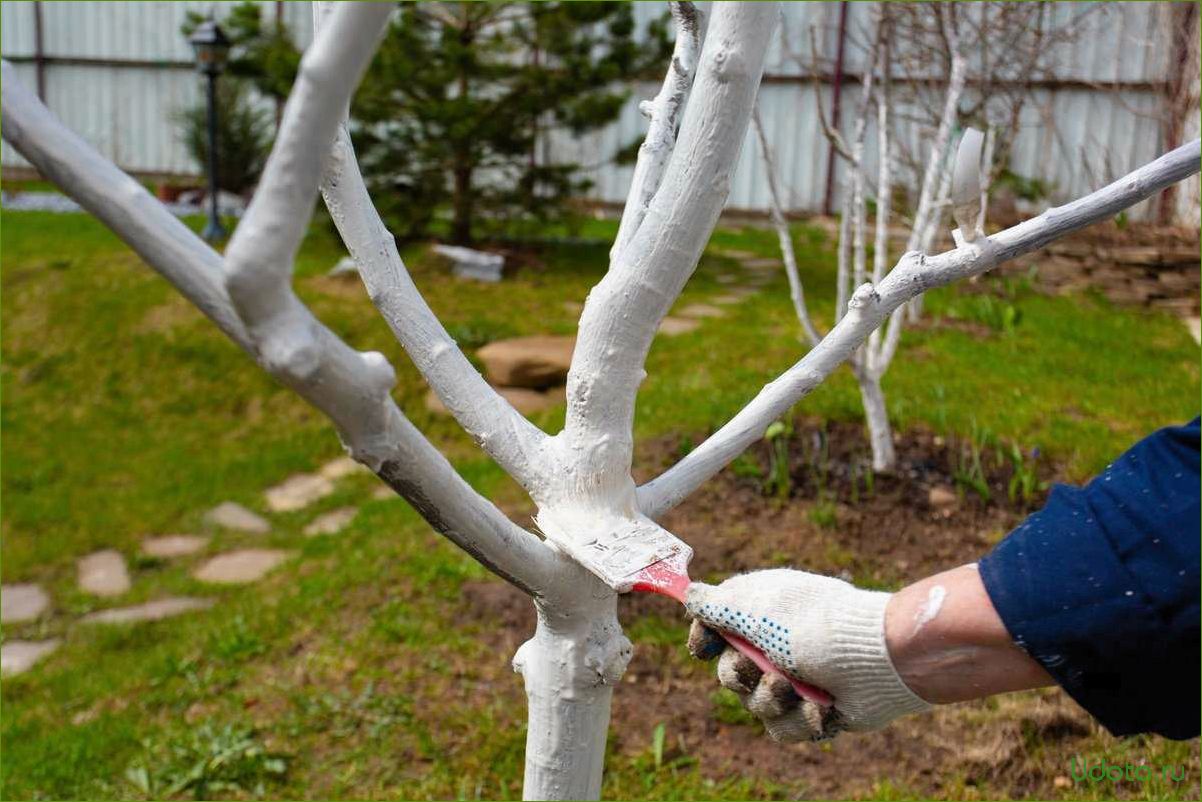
xmin=686 ymin=569 xmax=931 ymax=742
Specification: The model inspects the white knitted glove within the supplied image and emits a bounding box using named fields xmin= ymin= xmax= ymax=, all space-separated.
xmin=686 ymin=569 xmax=931 ymax=742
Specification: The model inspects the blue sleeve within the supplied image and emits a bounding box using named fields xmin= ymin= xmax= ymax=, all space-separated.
xmin=978 ymin=418 xmax=1200 ymax=740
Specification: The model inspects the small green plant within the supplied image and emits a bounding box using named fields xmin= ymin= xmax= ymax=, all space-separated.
xmin=808 ymin=499 xmax=838 ymax=529
xmin=762 ymin=420 xmax=793 ymax=501
xmin=651 ymin=722 xmax=666 ymax=771
xmin=953 ymin=420 xmax=994 ymax=503
xmin=208 ymin=615 xmax=266 ymax=663
xmin=125 ymin=723 xmax=288 ymax=799
xmin=849 ymin=459 xmax=875 ymax=504
xmin=949 ymin=293 xmax=1022 ymax=334
xmin=1006 ymin=443 xmax=1048 ymax=507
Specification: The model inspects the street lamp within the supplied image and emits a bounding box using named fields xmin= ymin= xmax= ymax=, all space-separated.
xmin=188 ymin=19 xmax=231 ymax=242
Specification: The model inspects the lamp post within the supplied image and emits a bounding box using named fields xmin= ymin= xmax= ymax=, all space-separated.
xmin=188 ymin=19 xmax=231 ymax=242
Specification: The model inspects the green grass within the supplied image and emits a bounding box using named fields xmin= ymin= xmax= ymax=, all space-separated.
xmin=1 ymin=209 xmax=1197 ymax=799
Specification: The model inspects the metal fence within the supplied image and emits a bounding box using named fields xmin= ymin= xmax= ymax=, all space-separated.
xmin=2 ymin=1 xmax=1196 ymax=221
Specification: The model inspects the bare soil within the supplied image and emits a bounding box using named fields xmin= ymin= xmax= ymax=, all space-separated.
xmin=456 ymin=421 xmax=1199 ymax=798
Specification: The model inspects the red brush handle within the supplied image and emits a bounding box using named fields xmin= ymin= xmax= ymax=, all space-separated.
xmin=631 ymin=561 xmax=834 ymax=708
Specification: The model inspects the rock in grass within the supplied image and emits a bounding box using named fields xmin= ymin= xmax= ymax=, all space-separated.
xmin=204 ymin=501 xmax=271 ymax=534
xmin=928 ymin=485 xmax=958 ymax=509
xmin=77 ymin=550 xmax=131 ymax=597
xmin=1 ymin=583 xmax=51 ymax=624
xmin=1 ymin=639 xmax=61 ymax=676
xmin=264 ymin=474 xmax=335 ymax=513
xmin=141 ymin=535 xmax=209 ymax=558
xmin=303 ymin=507 xmax=358 ymax=537
xmin=80 ymin=597 xmax=214 ymax=625
xmin=193 ymin=549 xmax=292 ymax=584
xmin=318 ymin=456 xmax=367 ymax=481
xmin=476 ymin=336 xmax=576 ymax=389
xmin=676 ymin=303 xmax=725 ymax=319
xmin=658 ymin=317 xmax=700 ymax=336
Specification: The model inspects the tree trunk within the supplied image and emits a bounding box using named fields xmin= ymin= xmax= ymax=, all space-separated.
xmin=451 ymin=162 xmax=474 ymax=245
xmin=855 ymin=367 xmax=895 ymax=472
xmin=513 ymin=566 xmax=632 ymax=801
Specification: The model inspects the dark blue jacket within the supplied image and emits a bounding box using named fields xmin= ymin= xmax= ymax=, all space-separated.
xmin=979 ymin=418 xmax=1200 ymax=740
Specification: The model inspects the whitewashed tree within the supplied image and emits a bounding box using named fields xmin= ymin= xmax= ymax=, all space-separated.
xmin=758 ymin=3 xmax=969 ymax=471
xmin=2 ymin=3 xmax=1197 ymax=799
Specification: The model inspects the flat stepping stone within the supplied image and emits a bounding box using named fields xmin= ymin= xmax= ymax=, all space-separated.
xmin=677 ymin=303 xmax=726 ymax=319
xmin=80 ymin=596 xmax=214 ymax=625
xmin=562 ymin=300 xmax=584 ymax=315
xmin=2 ymin=583 xmax=51 ymax=623
xmin=304 ymin=507 xmax=358 ymax=536
xmin=476 ymin=335 xmax=576 ymax=389
xmin=741 ymin=257 xmax=782 ymax=271
xmin=142 ymin=535 xmax=209 ymax=558
xmin=1 ymin=639 xmax=61 ymax=676
xmin=371 ymin=485 xmax=395 ymax=500
xmin=264 ymin=473 xmax=335 ymax=513
xmin=319 ymin=456 xmax=367 ymax=481
xmin=715 ymin=274 xmax=739 ymax=284
xmin=712 ymin=294 xmax=746 ymax=306
xmin=712 ymin=248 xmax=757 ymax=260
xmin=204 ymin=501 xmax=270 ymax=533
xmin=77 ymin=550 xmax=130 ymax=597
xmin=193 ymin=549 xmax=292 ymax=584
xmin=426 ymin=386 xmax=565 ymax=417
xmin=658 ymin=317 xmax=701 ymax=336
xmin=497 ymin=386 xmax=566 ymax=415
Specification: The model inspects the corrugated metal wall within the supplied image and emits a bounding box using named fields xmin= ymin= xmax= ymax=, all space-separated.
xmin=1 ymin=1 xmax=1193 ymax=221
xmin=0 ymin=1 xmax=313 ymax=174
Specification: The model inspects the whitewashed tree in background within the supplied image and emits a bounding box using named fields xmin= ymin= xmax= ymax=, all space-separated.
xmin=2 ymin=2 xmax=1198 ymax=798
xmin=759 ymin=4 xmax=968 ymax=471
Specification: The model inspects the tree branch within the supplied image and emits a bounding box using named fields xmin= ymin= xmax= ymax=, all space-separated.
xmin=752 ymin=103 xmax=821 ymax=347
xmin=559 ymin=3 xmax=780 ymax=505
xmin=610 ymin=1 xmax=704 ymax=262
xmin=0 ymin=20 xmax=561 ymax=599
xmin=637 ymin=138 xmax=1202 ymax=518
xmin=311 ymin=3 xmax=555 ymax=499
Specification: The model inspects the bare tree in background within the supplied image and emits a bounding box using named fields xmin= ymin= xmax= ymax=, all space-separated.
xmin=2 ymin=1 xmax=1198 ymax=798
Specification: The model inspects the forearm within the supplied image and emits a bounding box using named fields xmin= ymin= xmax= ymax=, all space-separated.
xmin=884 ymin=563 xmax=1053 ymax=704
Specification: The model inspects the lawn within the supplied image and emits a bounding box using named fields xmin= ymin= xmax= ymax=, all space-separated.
xmin=1 ymin=208 xmax=1197 ymax=800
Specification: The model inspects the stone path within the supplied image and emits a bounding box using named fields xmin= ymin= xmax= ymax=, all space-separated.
xmin=204 ymin=501 xmax=270 ymax=533
xmin=658 ymin=317 xmax=701 ymax=336
xmin=265 ymin=473 xmax=335 ymax=513
xmin=304 ymin=507 xmax=358 ymax=536
xmin=2 ymin=583 xmax=50 ymax=623
xmin=2 ymin=452 xmax=381 ymax=676
xmin=676 ymin=303 xmax=726 ymax=319
xmin=319 ymin=456 xmax=367 ymax=480
xmin=193 ymin=549 xmax=293 ymax=584
xmin=1 ymin=639 xmax=61 ymax=677
xmin=142 ymin=535 xmax=209 ymax=558
xmin=77 ymin=550 xmax=130 ymax=597
xmin=81 ymin=597 xmax=214 ymax=625
xmin=2 ymin=246 xmax=781 ymax=677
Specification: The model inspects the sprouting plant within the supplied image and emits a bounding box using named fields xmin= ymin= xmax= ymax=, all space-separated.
xmin=953 ymin=419 xmax=994 ymax=502
xmin=763 ymin=420 xmax=793 ymax=501
xmin=1007 ymin=443 xmax=1047 ymax=507
xmin=651 ymin=722 xmax=666 ymax=770
xmin=849 ymin=458 xmax=875 ymax=505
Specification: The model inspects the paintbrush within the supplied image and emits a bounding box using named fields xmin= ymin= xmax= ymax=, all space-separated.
xmin=538 ymin=511 xmax=834 ymax=707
